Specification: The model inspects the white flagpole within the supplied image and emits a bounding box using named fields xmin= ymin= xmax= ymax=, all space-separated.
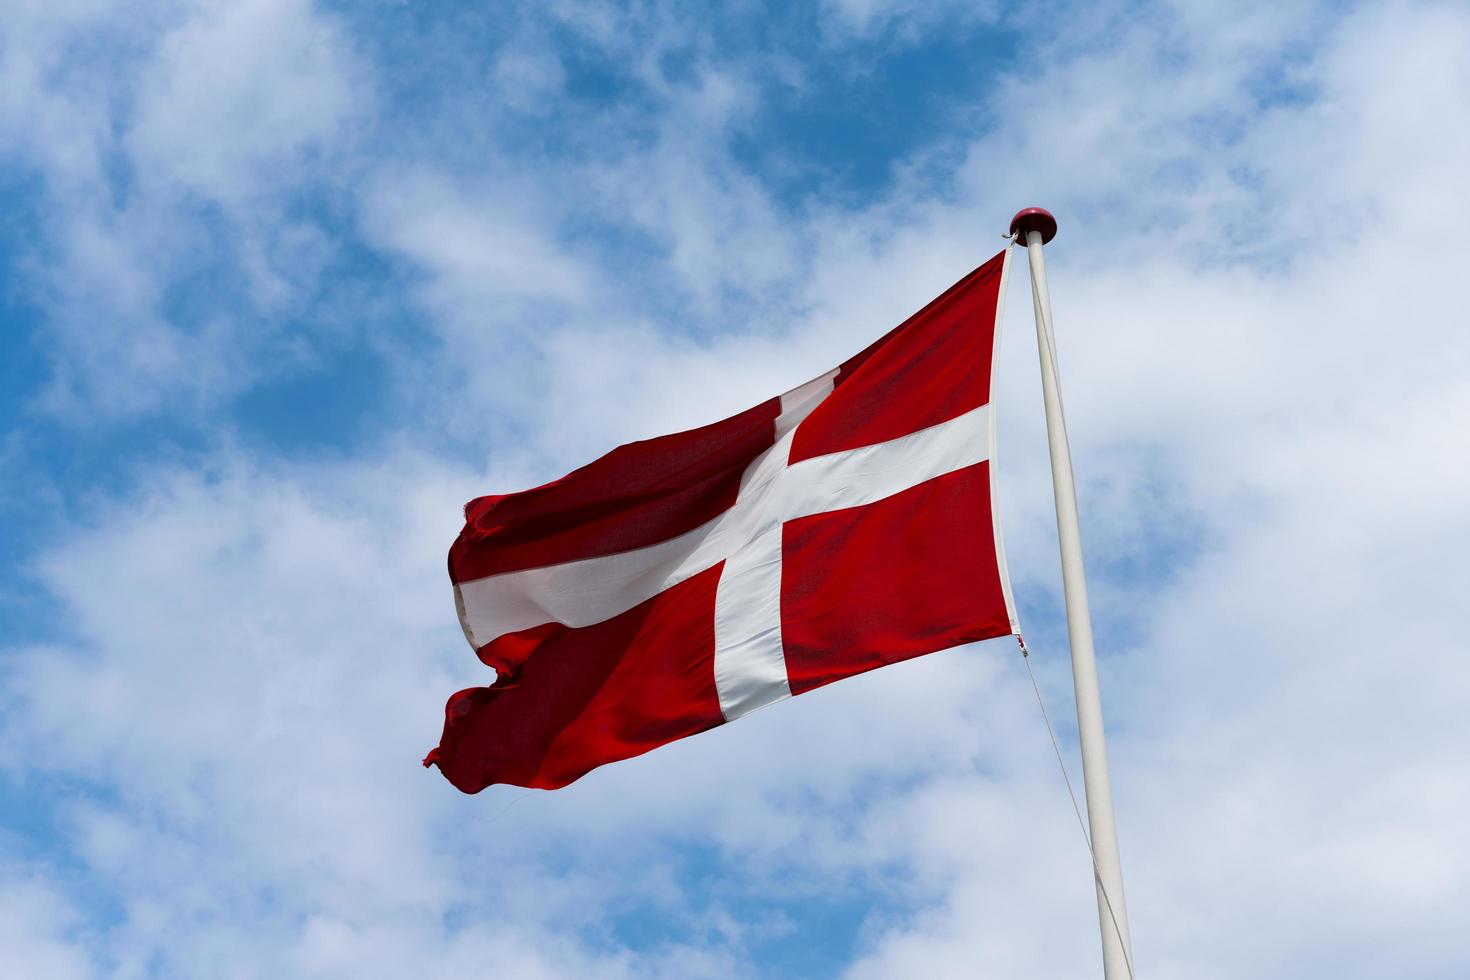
xmin=1010 ymin=207 xmax=1135 ymax=979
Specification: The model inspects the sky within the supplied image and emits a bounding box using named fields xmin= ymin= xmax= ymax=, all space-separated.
xmin=1 ymin=0 xmax=1469 ymax=977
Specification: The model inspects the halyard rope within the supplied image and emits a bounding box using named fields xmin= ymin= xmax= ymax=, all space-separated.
xmin=1018 ymin=635 xmax=1136 ymax=980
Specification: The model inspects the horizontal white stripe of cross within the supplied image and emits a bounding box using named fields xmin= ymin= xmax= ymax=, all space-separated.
xmin=455 ymin=372 xmax=994 ymax=721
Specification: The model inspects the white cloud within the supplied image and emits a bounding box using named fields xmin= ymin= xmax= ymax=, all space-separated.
xmin=494 ymin=34 xmax=567 ymax=112
xmin=820 ymin=0 xmax=1001 ymax=42
xmin=0 ymin=866 xmax=94 ymax=980
xmin=128 ymin=0 xmax=363 ymax=207
xmin=1 ymin=0 xmax=367 ymax=419
xmin=361 ymin=169 xmax=594 ymax=314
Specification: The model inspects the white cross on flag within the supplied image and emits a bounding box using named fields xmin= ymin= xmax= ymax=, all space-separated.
xmin=426 ymin=249 xmax=1020 ymax=793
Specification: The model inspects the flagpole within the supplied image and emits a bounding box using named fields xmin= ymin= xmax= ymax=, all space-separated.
xmin=1010 ymin=207 xmax=1135 ymax=979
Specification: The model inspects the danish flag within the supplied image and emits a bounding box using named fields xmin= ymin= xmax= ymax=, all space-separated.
xmin=426 ymin=249 xmax=1019 ymax=793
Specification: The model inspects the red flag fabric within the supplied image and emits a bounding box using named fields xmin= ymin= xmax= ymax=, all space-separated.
xmin=426 ymin=249 xmax=1019 ymax=793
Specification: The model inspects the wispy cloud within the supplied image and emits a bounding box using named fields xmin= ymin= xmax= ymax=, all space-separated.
xmin=1 ymin=0 xmax=367 ymax=419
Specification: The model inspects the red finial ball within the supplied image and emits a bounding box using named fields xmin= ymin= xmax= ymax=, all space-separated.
xmin=1009 ymin=207 xmax=1058 ymax=246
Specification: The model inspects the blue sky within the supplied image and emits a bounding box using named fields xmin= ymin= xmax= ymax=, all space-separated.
xmin=3 ymin=1 xmax=1469 ymax=977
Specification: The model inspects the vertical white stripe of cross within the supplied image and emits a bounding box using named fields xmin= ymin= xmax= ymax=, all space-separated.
xmin=453 ymin=373 xmax=993 ymax=722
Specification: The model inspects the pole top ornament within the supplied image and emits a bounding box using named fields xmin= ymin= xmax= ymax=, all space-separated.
xmin=1009 ymin=207 xmax=1058 ymax=246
